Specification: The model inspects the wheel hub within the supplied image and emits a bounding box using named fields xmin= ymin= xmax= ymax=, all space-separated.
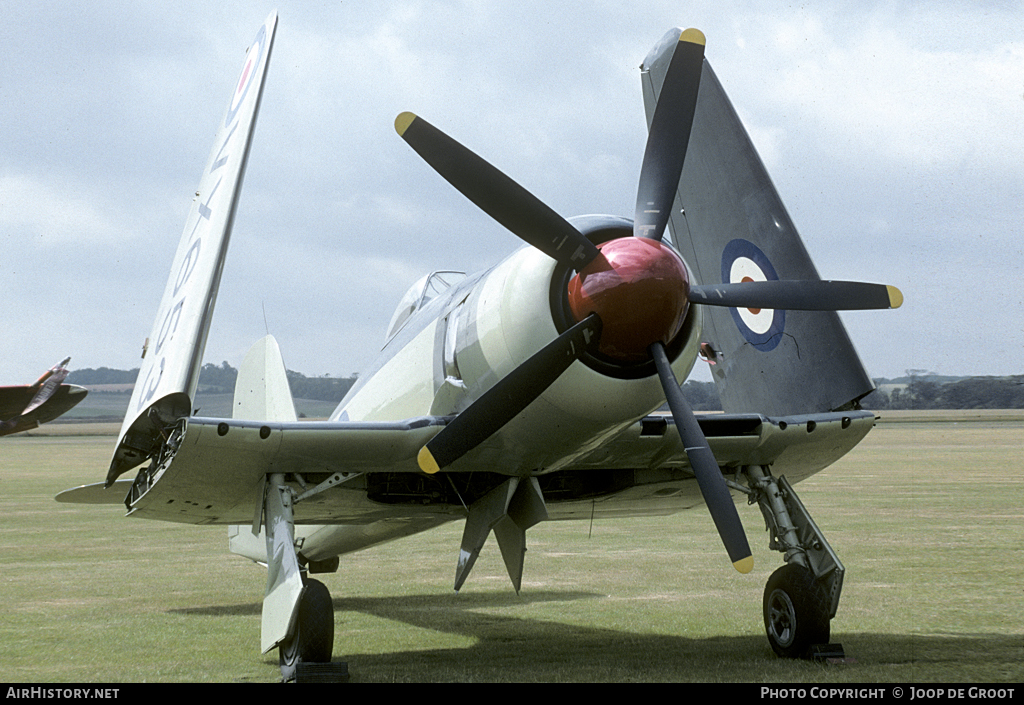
xmin=766 ymin=588 xmax=797 ymax=648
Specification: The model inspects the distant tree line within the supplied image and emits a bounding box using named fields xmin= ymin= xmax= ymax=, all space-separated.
xmin=683 ymin=375 xmax=1024 ymax=411
xmin=861 ymin=375 xmax=1024 ymax=410
xmin=285 ymin=369 xmax=357 ymax=402
xmin=66 ymin=367 xmax=139 ymax=385
xmin=69 ymin=363 xmax=358 ymax=402
xmin=653 ymin=376 xmax=1024 ymax=412
xmin=65 ymin=367 xmax=1024 ymax=410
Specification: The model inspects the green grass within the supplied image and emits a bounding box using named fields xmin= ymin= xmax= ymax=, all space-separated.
xmin=0 ymin=413 xmax=1021 ymax=682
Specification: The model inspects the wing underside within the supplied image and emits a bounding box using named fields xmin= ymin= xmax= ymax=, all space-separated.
xmin=58 ymin=410 xmax=874 ymax=525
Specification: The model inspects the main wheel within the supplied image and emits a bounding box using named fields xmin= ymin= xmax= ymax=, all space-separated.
xmin=279 ymin=578 xmax=335 ymax=676
xmin=763 ymin=563 xmax=830 ymax=658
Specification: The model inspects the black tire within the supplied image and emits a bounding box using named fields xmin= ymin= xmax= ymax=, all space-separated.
xmin=763 ymin=563 xmax=830 ymax=658
xmin=279 ymin=578 xmax=335 ymax=673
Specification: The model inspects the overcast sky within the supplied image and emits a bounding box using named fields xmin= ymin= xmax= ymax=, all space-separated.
xmin=1 ymin=1 xmax=1021 ymax=386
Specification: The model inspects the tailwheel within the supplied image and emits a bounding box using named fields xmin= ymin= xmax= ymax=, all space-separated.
xmin=279 ymin=578 xmax=334 ymax=680
xmin=763 ymin=564 xmax=830 ymax=658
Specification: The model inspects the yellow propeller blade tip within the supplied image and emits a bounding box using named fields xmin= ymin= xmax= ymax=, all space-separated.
xmin=395 ymin=111 xmax=417 ymax=137
xmin=417 ymin=446 xmax=441 ymax=475
xmin=733 ymin=555 xmax=754 ymax=574
xmin=887 ymin=285 xmax=904 ymax=309
xmin=680 ymin=28 xmax=706 ymax=46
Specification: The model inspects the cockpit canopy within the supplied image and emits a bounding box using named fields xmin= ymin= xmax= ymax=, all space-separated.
xmin=385 ymin=270 xmax=466 ymax=343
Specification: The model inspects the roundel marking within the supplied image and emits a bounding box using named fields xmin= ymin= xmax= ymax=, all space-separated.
xmin=720 ymin=239 xmax=785 ymax=351
xmin=225 ymin=22 xmax=267 ymax=128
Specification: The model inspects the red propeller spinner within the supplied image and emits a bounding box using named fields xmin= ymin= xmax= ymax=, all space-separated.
xmin=567 ymin=237 xmax=690 ymax=364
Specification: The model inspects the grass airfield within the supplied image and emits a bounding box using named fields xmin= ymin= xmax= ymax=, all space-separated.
xmin=1 ymin=412 xmax=1021 ymax=682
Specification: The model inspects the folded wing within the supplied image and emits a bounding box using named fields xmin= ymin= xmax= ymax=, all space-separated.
xmin=108 ymin=12 xmax=278 ymax=485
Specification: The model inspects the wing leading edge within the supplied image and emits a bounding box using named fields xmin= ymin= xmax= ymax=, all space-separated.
xmin=58 ymin=409 xmax=874 ymax=525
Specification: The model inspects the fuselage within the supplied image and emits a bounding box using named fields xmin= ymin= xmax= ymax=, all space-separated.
xmin=271 ymin=221 xmax=707 ymax=563
xmin=333 ymin=226 xmax=702 ymax=476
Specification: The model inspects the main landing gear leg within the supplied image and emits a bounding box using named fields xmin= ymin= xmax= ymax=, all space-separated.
xmin=743 ymin=465 xmax=844 ymax=659
xmin=261 ymin=474 xmax=341 ymax=682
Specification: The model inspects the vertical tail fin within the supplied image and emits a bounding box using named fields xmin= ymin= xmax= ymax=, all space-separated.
xmin=233 ymin=335 xmax=297 ymax=423
xmin=107 ymin=12 xmax=278 ymax=485
xmin=640 ymin=29 xmax=874 ymax=416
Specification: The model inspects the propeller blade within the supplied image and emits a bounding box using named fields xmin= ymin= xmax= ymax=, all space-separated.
xmin=689 ymin=280 xmax=904 ymax=310
xmin=650 ymin=342 xmax=753 ymax=573
xmin=634 ymin=28 xmax=706 ymax=241
xmin=395 ymin=112 xmax=602 ymax=270
xmin=418 ymin=314 xmax=602 ymax=474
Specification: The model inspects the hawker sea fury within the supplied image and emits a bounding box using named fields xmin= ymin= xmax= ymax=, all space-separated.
xmin=58 ymin=12 xmax=903 ymax=680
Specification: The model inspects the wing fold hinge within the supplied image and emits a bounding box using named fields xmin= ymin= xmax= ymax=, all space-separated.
xmin=124 ymin=416 xmax=188 ymax=511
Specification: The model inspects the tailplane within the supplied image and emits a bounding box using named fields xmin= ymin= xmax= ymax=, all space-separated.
xmin=641 ymin=29 xmax=876 ymax=416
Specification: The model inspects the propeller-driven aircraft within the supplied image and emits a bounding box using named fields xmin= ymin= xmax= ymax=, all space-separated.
xmin=1 ymin=357 xmax=87 ymax=436
xmin=57 ymin=13 xmax=902 ymax=680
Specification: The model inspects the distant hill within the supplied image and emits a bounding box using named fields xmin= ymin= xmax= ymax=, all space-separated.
xmin=65 ymin=363 xmax=357 ymax=420
xmin=862 ymin=375 xmax=1024 ymax=410
xmin=68 ymin=362 xmax=356 ymax=399
xmin=65 ymin=367 xmax=139 ymax=385
xmin=872 ymin=374 xmax=966 ymax=386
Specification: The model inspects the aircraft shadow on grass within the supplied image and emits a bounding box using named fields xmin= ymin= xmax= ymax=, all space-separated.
xmin=170 ymin=593 xmax=1022 ymax=680
xmin=169 ymin=589 xmax=597 ymax=619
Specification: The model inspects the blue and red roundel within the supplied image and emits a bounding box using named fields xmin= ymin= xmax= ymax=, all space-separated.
xmin=225 ymin=23 xmax=268 ymax=128
xmin=720 ymin=239 xmax=785 ymax=351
